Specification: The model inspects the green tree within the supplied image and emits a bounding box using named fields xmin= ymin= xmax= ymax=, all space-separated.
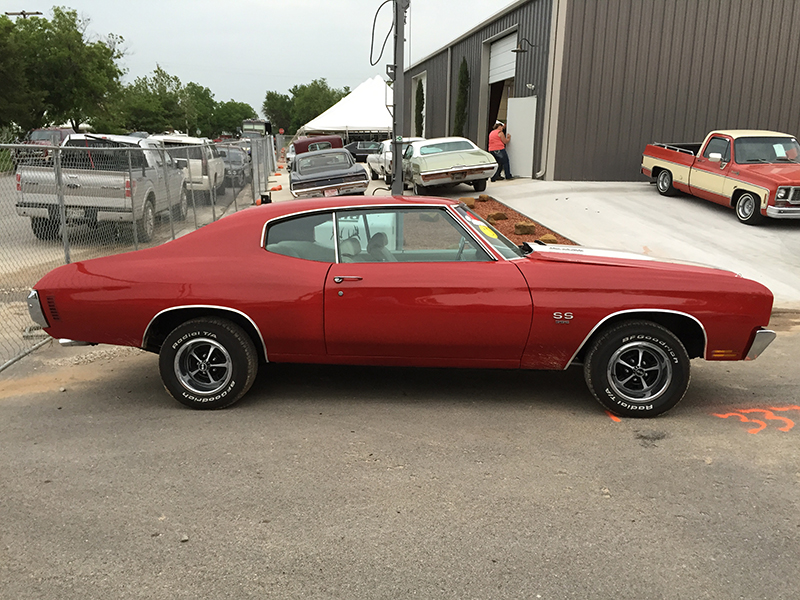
xmin=414 ymin=80 xmax=425 ymax=137
xmin=182 ymin=82 xmax=216 ymax=137
xmin=453 ymin=58 xmax=470 ymax=137
xmin=213 ymin=100 xmax=257 ymax=135
xmin=13 ymin=8 xmax=123 ymax=131
xmin=118 ymin=65 xmax=183 ymax=134
xmin=0 ymin=16 xmax=34 ymax=131
xmin=262 ymin=91 xmax=293 ymax=132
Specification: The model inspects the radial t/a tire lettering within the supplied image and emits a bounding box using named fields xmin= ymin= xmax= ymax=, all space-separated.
xmin=583 ymin=320 xmax=690 ymax=418
xmin=159 ymin=317 xmax=258 ymax=410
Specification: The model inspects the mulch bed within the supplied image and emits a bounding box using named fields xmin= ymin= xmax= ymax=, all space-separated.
xmin=463 ymin=195 xmax=577 ymax=246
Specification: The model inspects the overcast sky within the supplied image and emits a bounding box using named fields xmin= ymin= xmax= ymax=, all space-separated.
xmin=5 ymin=0 xmax=518 ymax=115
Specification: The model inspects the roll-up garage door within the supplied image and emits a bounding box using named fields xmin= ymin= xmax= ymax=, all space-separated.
xmin=489 ymin=35 xmax=517 ymax=84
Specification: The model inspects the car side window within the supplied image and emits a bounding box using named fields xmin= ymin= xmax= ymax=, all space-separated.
xmin=334 ymin=208 xmax=491 ymax=263
xmin=703 ymin=137 xmax=730 ymax=162
xmin=265 ymin=213 xmax=335 ymax=262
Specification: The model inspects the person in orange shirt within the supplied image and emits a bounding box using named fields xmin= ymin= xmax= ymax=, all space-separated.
xmin=488 ymin=121 xmax=513 ymax=181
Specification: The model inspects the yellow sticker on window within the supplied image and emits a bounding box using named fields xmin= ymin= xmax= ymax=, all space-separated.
xmin=479 ymin=225 xmax=498 ymax=238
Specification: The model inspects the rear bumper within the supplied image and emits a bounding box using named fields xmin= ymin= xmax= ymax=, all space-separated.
xmin=291 ymin=180 xmax=369 ymax=199
xmin=16 ymin=203 xmax=133 ymax=222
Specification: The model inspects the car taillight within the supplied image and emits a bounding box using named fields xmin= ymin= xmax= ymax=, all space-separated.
xmin=16 ymin=172 xmax=21 ymax=191
xmin=125 ymin=179 xmax=135 ymax=197
xmin=202 ymin=155 xmax=208 ymax=176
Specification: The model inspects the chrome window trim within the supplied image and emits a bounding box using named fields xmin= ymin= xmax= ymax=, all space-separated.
xmin=143 ymin=305 xmax=269 ymax=362
xmin=564 ymin=308 xmax=708 ymax=369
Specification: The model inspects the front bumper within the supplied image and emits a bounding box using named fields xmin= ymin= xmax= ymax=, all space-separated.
xmin=745 ymin=328 xmax=777 ymax=360
xmin=766 ymin=205 xmax=800 ymax=219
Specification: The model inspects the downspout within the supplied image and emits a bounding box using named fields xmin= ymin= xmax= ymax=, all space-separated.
xmin=536 ymin=0 xmax=565 ymax=179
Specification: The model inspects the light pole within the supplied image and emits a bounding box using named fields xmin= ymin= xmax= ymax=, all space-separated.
xmin=390 ymin=0 xmax=410 ymax=196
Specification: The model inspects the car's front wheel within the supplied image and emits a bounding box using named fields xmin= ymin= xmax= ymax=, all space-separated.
xmin=159 ymin=317 xmax=258 ymax=410
xmin=413 ymin=181 xmax=428 ymax=195
xmin=735 ymin=192 xmax=764 ymax=225
xmin=583 ymin=320 xmax=690 ymax=418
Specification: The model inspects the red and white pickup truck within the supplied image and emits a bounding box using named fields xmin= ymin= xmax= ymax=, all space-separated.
xmin=641 ymin=129 xmax=800 ymax=224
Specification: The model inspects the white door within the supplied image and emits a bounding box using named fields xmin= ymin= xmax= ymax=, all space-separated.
xmin=506 ymin=96 xmax=537 ymax=179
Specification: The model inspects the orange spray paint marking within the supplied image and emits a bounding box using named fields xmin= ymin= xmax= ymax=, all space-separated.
xmin=605 ymin=411 xmax=621 ymax=422
xmin=713 ymin=412 xmax=767 ymax=434
xmin=739 ymin=408 xmax=794 ymax=432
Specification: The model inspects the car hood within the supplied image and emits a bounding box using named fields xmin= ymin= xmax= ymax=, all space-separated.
xmin=528 ymin=244 xmax=732 ymax=274
xmin=739 ymin=162 xmax=800 ymax=184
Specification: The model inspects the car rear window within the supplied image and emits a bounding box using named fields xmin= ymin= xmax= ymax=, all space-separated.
xmin=419 ymin=141 xmax=474 ymax=155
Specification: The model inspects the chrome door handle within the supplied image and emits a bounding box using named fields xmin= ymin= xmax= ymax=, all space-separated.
xmin=333 ymin=276 xmax=362 ymax=283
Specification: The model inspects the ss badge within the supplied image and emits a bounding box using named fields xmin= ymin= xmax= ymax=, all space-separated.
xmin=553 ymin=311 xmax=573 ymax=324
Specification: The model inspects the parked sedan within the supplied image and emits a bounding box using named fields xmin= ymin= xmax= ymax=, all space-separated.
xmin=289 ymin=148 xmax=369 ymax=198
xmin=366 ymin=137 xmax=425 ymax=184
xmin=28 ymin=195 xmax=775 ymax=417
xmin=402 ymin=137 xmax=498 ymax=194
xmin=345 ymin=140 xmax=382 ymax=162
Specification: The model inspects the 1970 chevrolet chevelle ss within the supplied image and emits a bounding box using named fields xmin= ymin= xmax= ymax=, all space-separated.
xmin=28 ymin=196 xmax=775 ymax=417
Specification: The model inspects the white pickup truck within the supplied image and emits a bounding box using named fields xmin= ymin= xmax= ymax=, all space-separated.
xmin=15 ymin=134 xmax=187 ymax=242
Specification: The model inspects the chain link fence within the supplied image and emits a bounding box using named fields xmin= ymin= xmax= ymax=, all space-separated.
xmin=0 ymin=134 xmax=277 ymax=371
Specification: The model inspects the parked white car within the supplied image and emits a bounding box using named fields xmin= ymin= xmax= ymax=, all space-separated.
xmin=366 ymin=137 xmax=424 ymax=184
xmin=150 ymin=134 xmax=225 ymax=200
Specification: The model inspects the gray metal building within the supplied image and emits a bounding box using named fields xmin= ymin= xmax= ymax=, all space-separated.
xmin=404 ymin=0 xmax=800 ymax=181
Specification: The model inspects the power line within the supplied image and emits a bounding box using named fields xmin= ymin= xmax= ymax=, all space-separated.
xmin=5 ymin=10 xmax=43 ymax=18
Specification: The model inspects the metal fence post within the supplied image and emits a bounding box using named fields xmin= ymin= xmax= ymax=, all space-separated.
xmin=53 ymin=146 xmax=71 ymax=264
xmin=185 ymin=147 xmax=198 ymax=230
xmin=161 ymin=149 xmax=175 ymax=240
xmin=127 ymin=149 xmax=139 ymax=251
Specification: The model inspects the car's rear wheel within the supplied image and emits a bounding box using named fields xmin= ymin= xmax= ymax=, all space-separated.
xmin=735 ymin=192 xmax=763 ymax=225
xmin=159 ymin=317 xmax=258 ymax=410
xmin=383 ymin=170 xmax=392 ymax=185
xmin=368 ymin=164 xmax=378 ymax=180
xmin=413 ymin=181 xmax=427 ymax=195
xmin=132 ymin=197 xmax=156 ymax=243
xmin=31 ymin=217 xmax=59 ymax=240
xmin=473 ymin=179 xmax=487 ymax=192
xmin=655 ymin=169 xmax=677 ymax=196
xmin=583 ymin=320 xmax=690 ymax=418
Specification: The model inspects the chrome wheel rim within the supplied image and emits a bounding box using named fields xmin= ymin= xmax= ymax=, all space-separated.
xmin=607 ymin=341 xmax=672 ymax=403
xmin=144 ymin=203 xmax=155 ymax=239
xmin=174 ymin=337 xmax=233 ymax=395
xmin=657 ymin=171 xmax=670 ymax=192
xmin=737 ymin=195 xmax=755 ymax=219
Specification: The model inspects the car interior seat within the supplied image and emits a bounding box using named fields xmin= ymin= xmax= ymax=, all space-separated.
xmin=339 ymin=237 xmax=361 ymax=262
xmin=367 ymin=232 xmax=397 ymax=262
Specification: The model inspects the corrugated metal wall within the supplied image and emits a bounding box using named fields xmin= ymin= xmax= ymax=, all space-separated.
xmin=555 ymin=0 xmax=800 ymax=181
xmin=405 ymin=0 xmax=552 ymax=173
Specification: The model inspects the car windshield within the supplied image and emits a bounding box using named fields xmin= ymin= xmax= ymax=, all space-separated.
xmin=734 ymin=136 xmax=800 ymax=164
xmin=419 ymin=141 xmax=474 ymax=155
xmin=29 ymin=130 xmax=57 ymax=141
xmin=455 ymin=206 xmax=524 ymax=259
xmin=297 ymin=152 xmax=352 ymax=174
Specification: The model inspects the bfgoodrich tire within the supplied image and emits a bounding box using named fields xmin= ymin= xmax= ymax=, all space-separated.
xmin=583 ymin=320 xmax=690 ymax=418
xmin=159 ymin=317 xmax=258 ymax=410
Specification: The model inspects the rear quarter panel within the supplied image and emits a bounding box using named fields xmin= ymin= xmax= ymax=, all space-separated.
xmin=642 ymin=144 xmax=695 ymax=189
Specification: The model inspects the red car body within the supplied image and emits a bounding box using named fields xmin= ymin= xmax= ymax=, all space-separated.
xmin=28 ymin=196 xmax=775 ymax=417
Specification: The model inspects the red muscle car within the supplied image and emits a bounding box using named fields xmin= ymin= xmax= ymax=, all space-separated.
xmin=27 ymin=196 xmax=776 ymax=417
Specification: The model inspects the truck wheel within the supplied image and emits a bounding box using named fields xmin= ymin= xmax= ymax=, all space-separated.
xmin=31 ymin=217 xmax=59 ymax=241
xmin=159 ymin=317 xmax=258 ymax=410
xmin=656 ymin=170 xmax=677 ymax=196
xmin=584 ymin=320 xmax=690 ymax=418
xmin=735 ymin=192 xmax=764 ymax=225
xmin=137 ymin=198 xmax=156 ymax=243
xmin=172 ymin=186 xmax=188 ymax=221
xmin=473 ymin=179 xmax=487 ymax=192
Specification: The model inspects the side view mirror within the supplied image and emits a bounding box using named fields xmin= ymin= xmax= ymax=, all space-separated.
xmin=708 ymin=152 xmax=723 ymax=163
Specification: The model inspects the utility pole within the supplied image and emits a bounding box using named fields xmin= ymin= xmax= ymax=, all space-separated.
xmin=4 ymin=10 xmax=43 ymax=18
xmin=389 ymin=0 xmax=410 ymax=196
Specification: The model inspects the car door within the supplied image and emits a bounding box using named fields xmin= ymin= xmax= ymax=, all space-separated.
xmin=324 ymin=207 xmax=532 ymax=366
xmin=689 ymin=135 xmax=733 ymax=206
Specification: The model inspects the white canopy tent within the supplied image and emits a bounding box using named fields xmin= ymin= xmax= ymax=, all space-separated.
xmin=298 ymin=76 xmax=393 ymax=139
